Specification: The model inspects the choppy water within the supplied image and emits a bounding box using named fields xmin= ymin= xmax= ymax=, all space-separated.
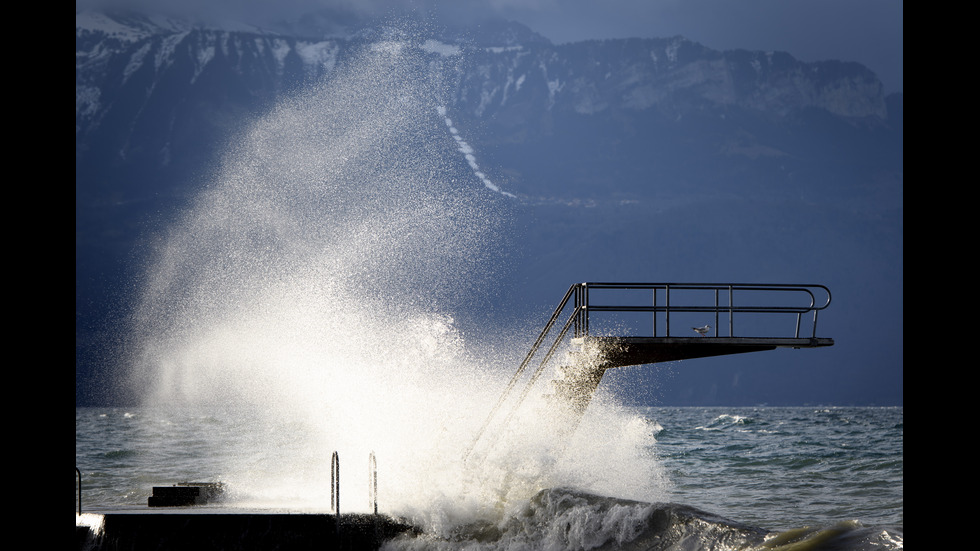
xmin=641 ymin=407 xmax=902 ymax=533
xmin=75 ymin=406 xmax=902 ymax=550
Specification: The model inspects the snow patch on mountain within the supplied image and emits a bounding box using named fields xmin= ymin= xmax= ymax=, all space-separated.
xmin=437 ymin=106 xmax=515 ymax=198
xmin=296 ymin=41 xmax=340 ymax=73
xmin=422 ymin=39 xmax=461 ymax=57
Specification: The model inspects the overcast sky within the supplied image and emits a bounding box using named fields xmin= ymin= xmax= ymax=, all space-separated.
xmin=79 ymin=0 xmax=903 ymax=93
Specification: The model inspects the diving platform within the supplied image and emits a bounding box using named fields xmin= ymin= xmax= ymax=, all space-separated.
xmin=575 ymin=335 xmax=834 ymax=369
xmin=465 ymin=282 xmax=834 ymax=459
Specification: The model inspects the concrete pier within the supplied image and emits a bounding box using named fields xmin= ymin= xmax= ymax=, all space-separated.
xmin=76 ymin=510 xmax=418 ymax=551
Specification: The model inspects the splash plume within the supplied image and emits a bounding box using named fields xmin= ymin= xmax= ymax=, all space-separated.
xmin=126 ymin=33 xmax=666 ymax=528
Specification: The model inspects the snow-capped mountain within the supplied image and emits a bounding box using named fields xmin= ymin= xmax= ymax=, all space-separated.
xmin=76 ymin=8 xmax=897 ymax=204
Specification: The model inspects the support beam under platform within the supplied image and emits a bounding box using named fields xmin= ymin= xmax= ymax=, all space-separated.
xmin=574 ymin=336 xmax=835 ymax=369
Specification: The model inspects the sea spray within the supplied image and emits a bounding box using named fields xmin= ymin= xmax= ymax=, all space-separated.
xmin=125 ymin=31 xmax=668 ymax=531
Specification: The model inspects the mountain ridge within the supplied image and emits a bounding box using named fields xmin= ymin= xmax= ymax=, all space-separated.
xmin=76 ymin=10 xmax=899 ymax=205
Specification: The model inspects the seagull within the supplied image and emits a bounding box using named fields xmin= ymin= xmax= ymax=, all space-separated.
xmin=692 ymin=325 xmax=710 ymax=337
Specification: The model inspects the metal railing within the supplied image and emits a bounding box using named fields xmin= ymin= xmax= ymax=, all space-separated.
xmin=571 ymin=282 xmax=832 ymax=339
xmin=463 ymin=283 xmax=583 ymax=461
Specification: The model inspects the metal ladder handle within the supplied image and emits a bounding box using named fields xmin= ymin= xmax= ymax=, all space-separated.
xmin=368 ymin=452 xmax=377 ymax=515
xmin=331 ymin=451 xmax=340 ymax=515
xmin=76 ymin=467 xmax=82 ymax=515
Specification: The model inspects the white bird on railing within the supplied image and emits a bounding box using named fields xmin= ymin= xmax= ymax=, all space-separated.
xmin=692 ymin=325 xmax=710 ymax=337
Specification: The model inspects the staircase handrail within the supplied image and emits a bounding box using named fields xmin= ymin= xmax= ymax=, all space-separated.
xmin=463 ymin=284 xmax=581 ymax=460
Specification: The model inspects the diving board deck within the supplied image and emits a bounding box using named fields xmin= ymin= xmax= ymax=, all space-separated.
xmin=574 ymin=336 xmax=835 ymax=369
xmin=463 ymin=283 xmax=836 ymax=459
